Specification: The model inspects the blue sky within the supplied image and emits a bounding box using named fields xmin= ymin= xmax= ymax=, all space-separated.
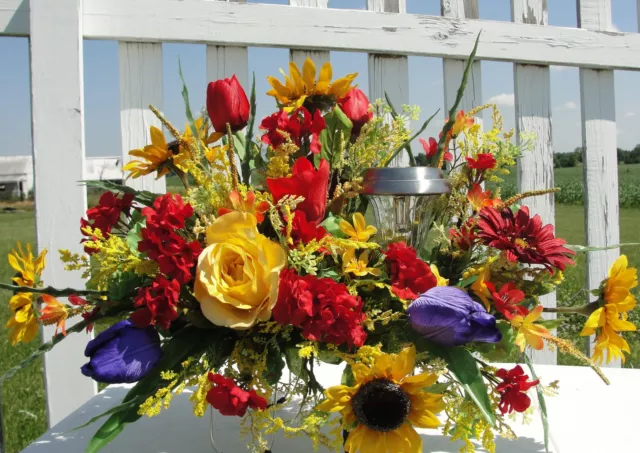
xmin=1 ymin=0 xmax=639 ymax=158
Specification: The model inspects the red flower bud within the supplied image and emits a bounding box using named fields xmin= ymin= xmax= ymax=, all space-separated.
xmin=206 ymin=75 xmax=250 ymax=133
xmin=338 ymin=88 xmax=373 ymax=136
xmin=466 ymin=153 xmax=497 ymax=170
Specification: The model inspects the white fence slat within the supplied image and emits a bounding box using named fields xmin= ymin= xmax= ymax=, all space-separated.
xmin=367 ymin=0 xmax=409 ymax=167
xmin=29 ymin=0 xmax=97 ymax=427
xmin=441 ymin=1 xmax=482 ymax=125
xmin=207 ymin=0 xmax=249 ymax=91
xmin=119 ymin=42 xmax=167 ymax=193
xmin=0 ymin=0 xmax=28 ymax=36
xmin=578 ymin=0 xmax=621 ymax=367
xmin=512 ymin=0 xmax=556 ymax=365
xmin=77 ymin=0 xmax=640 ymax=71
xmin=289 ymin=0 xmax=330 ymax=67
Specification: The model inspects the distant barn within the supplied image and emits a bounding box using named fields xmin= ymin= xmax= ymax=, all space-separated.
xmin=0 ymin=156 xmax=122 ymax=200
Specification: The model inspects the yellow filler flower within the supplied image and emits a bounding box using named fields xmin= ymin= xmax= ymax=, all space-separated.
xmin=267 ymin=58 xmax=357 ymax=111
xmin=581 ymin=255 xmax=638 ymax=364
xmin=339 ymin=213 xmax=377 ymax=242
xmin=317 ymin=346 xmax=444 ymax=453
xmin=6 ymin=242 xmax=47 ymax=345
xmin=343 ymin=249 xmax=381 ymax=277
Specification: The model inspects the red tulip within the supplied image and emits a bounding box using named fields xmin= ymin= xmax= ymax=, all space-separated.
xmin=206 ymin=75 xmax=250 ymax=133
xmin=266 ymin=157 xmax=330 ymax=223
xmin=338 ymin=88 xmax=373 ymax=136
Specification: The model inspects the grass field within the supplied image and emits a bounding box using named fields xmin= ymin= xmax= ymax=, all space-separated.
xmin=1 ymin=168 xmax=640 ymax=452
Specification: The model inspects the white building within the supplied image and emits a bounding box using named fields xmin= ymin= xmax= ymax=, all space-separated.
xmin=0 ymin=156 xmax=122 ymax=200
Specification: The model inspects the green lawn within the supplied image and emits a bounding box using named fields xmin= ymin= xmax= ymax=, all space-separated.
xmin=1 ymin=187 xmax=640 ymax=452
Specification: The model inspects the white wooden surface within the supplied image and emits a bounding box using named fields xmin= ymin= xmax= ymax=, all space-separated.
xmin=21 ymin=364 xmax=579 ymax=453
xmin=289 ymin=0 xmax=330 ymax=68
xmin=207 ymin=0 xmax=249 ymax=91
xmin=29 ymin=0 xmax=97 ymax=427
xmin=9 ymin=0 xmax=640 ymax=70
xmin=119 ymin=42 xmax=167 ymax=193
xmin=578 ymin=0 xmax=621 ymax=367
xmin=512 ymin=0 xmax=557 ymax=365
xmin=367 ymin=0 xmax=410 ymax=167
xmin=441 ymin=0 xmax=483 ymax=124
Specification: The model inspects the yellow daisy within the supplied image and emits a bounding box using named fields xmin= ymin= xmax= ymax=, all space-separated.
xmin=343 ymin=248 xmax=381 ymax=277
xmin=580 ymin=255 xmax=637 ymax=364
xmin=511 ymin=305 xmax=550 ymax=352
xmin=123 ymin=125 xmax=189 ymax=179
xmin=267 ymin=58 xmax=357 ymax=111
xmin=317 ymin=346 xmax=444 ymax=453
xmin=8 ymin=242 xmax=46 ymax=288
xmin=339 ymin=213 xmax=377 ymax=242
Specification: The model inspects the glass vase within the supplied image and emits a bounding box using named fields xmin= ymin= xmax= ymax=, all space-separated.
xmin=362 ymin=167 xmax=451 ymax=250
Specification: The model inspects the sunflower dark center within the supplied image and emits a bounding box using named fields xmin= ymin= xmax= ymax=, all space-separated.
xmin=351 ymin=379 xmax=411 ymax=432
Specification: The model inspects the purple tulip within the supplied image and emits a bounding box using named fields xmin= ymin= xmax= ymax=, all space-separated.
xmin=81 ymin=320 xmax=163 ymax=384
xmin=407 ymin=286 xmax=502 ymax=346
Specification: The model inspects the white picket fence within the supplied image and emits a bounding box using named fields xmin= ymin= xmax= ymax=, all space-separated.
xmin=0 ymin=0 xmax=635 ymax=429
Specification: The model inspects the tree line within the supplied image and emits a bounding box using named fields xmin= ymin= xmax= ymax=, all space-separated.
xmin=554 ymin=145 xmax=640 ymax=168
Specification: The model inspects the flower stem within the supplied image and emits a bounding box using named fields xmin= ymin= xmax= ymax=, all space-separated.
xmin=543 ymin=301 xmax=600 ymax=317
xmin=226 ymin=123 xmax=239 ymax=191
xmin=0 ymin=283 xmax=107 ymax=297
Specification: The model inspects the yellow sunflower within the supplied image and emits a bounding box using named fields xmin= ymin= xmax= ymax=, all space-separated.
xmin=123 ymin=125 xmax=189 ymax=179
xmin=581 ymin=255 xmax=637 ymax=364
xmin=317 ymin=346 xmax=444 ymax=453
xmin=267 ymin=58 xmax=357 ymax=111
xmin=6 ymin=242 xmax=47 ymax=345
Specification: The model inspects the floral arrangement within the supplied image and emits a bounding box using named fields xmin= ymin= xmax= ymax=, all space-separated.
xmin=2 ymin=44 xmax=637 ymax=453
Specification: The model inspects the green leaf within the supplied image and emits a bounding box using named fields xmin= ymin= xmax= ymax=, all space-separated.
xmin=537 ymin=319 xmax=564 ymax=330
xmin=233 ymin=132 xmax=246 ymax=161
xmin=422 ymin=382 xmax=451 ymax=394
xmin=242 ymin=73 xmax=258 ymax=184
xmin=433 ymin=32 xmax=481 ymax=166
xmin=320 ymin=214 xmax=347 ymax=238
xmin=383 ymin=109 xmax=439 ymax=167
xmin=341 ymin=365 xmax=355 ymax=387
xmin=82 ymin=180 xmax=157 ymax=207
xmin=456 ymin=274 xmax=478 ymax=288
xmin=476 ymin=321 xmax=516 ymax=362
xmin=86 ymin=326 xmax=235 ymax=453
xmin=178 ymin=60 xmax=200 ymax=150
xmin=69 ymin=398 xmax=141 ymax=433
xmin=317 ymin=348 xmax=342 ymax=365
xmin=284 ymin=345 xmax=308 ymax=381
xmin=525 ymin=355 xmax=549 ymax=453
xmin=426 ymin=344 xmax=495 ymax=425
xmin=318 ymin=106 xmax=353 ymax=166
xmin=107 ymin=272 xmax=143 ymax=302
xmin=384 ymin=91 xmax=416 ymax=166
xmin=264 ymin=342 xmax=285 ymax=386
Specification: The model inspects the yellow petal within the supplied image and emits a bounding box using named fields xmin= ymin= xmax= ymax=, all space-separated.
xmin=149 ymin=126 xmax=166 ymax=148
xmin=339 ymin=219 xmax=358 ymax=238
xmin=401 ymin=371 xmax=438 ymax=394
xmin=580 ymin=307 xmax=605 ymax=336
xmin=316 ymin=62 xmax=333 ymax=94
xmin=390 ymin=346 xmax=416 ymax=382
xmin=302 ymin=58 xmax=316 ymax=93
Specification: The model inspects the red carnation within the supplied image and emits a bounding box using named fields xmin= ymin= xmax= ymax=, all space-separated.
xmin=466 ymin=153 xmax=496 ymax=170
xmin=138 ymin=194 xmax=202 ymax=284
xmin=267 ymin=157 xmax=330 ymax=223
xmin=338 ymin=88 xmax=373 ymax=137
xmin=476 ymin=206 xmax=575 ymax=271
xmin=383 ymin=242 xmax=437 ymax=300
xmin=260 ymin=107 xmax=326 ymax=154
xmin=485 ymin=282 xmax=528 ymax=320
xmin=131 ymin=275 xmax=181 ymax=329
xmin=273 ymin=269 xmax=367 ymax=348
xmin=496 ymin=365 xmax=539 ymax=415
xmin=81 ymin=191 xmax=134 ymax=254
xmin=206 ymin=373 xmax=267 ymax=417
xmin=419 ymin=137 xmax=453 ymax=163
xmin=288 ymin=211 xmax=327 ymax=246
xmin=206 ymin=75 xmax=250 ymax=133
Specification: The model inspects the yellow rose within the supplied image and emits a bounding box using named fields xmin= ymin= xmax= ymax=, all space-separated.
xmin=194 ymin=212 xmax=287 ymax=329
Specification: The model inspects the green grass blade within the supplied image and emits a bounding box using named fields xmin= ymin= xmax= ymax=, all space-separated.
xmin=524 ymin=355 xmax=549 ymax=453
xmin=242 ymin=72 xmax=258 ymax=183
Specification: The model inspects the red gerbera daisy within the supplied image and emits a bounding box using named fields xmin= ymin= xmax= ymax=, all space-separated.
xmin=476 ymin=206 xmax=575 ymax=271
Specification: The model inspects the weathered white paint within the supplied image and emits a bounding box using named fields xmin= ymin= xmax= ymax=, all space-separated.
xmin=0 ymin=0 xmax=28 ymax=35
xmin=579 ymin=0 xmax=620 ymax=367
xmin=119 ymin=42 xmax=167 ymax=193
xmin=29 ymin=0 xmax=97 ymax=427
xmin=289 ymin=0 xmax=330 ymax=68
xmin=441 ymin=1 xmax=482 ymax=126
xmin=63 ymin=1 xmax=640 ymax=71
xmin=512 ymin=0 xmax=556 ymax=365
xmin=207 ymin=0 xmax=249 ymax=91
xmin=367 ymin=0 xmax=409 ymax=167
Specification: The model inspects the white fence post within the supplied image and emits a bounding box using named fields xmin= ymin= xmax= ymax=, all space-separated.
xmin=512 ymin=0 xmax=557 ymax=365
xmin=578 ymin=0 xmax=621 ymax=367
xmin=207 ymin=0 xmax=249 ymax=91
xmin=29 ymin=0 xmax=97 ymax=427
xmin=367 ymin=0 xmax=410 ymax=167
xmin=441 ymin=0 xmax=483 ymax=126
xmin=119 ymin=42 xmax=166 ymax=193
xmin=289 ymin=0 xmax=330 ymax=67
